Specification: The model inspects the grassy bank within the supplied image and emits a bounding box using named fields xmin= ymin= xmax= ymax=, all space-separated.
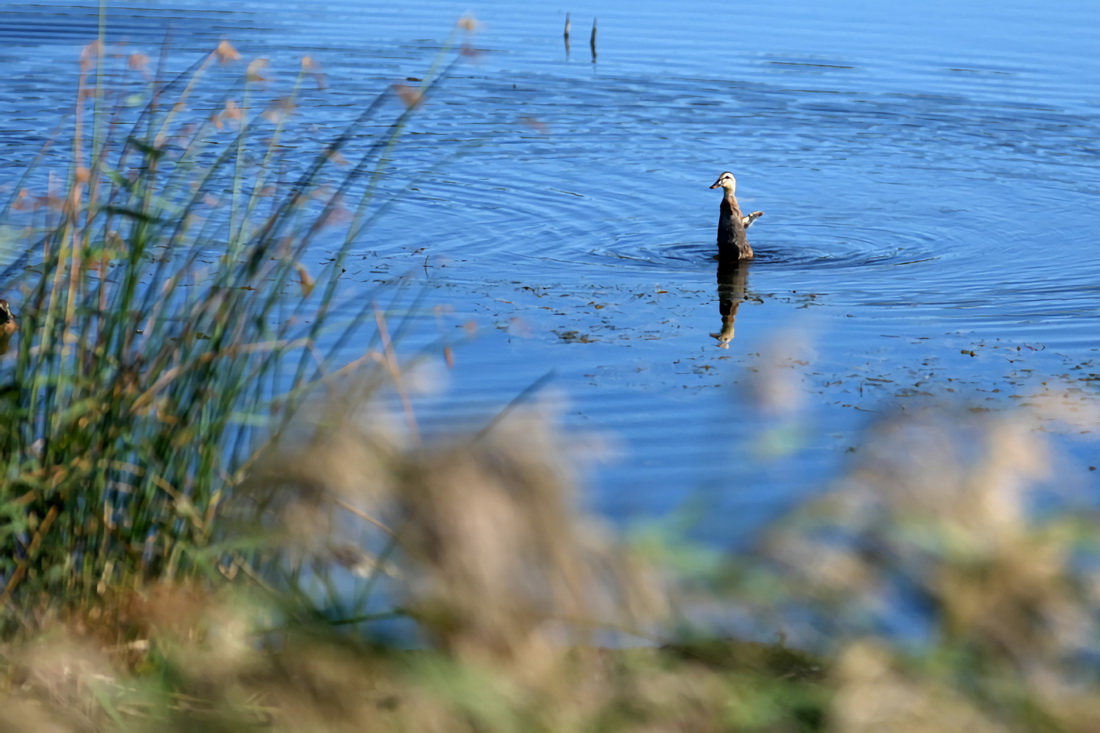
xmin=4 ymin=396 xmax=1099 ymax=732
xmin=4 ymin=30 xmax=1100 ymax=733
xmin=0 ymin=27 xmax=467 ymax=627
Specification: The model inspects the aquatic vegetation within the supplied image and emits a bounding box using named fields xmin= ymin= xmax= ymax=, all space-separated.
xmin=0 ymin=25 xmax=469 ymax=632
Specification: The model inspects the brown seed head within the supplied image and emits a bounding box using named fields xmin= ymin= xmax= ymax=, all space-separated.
xmin=214 ymin=39 xmax=241 ymax=64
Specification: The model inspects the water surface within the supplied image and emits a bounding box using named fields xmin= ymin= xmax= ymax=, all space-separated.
xmin=2 ymin=0 xmax=1098 ymax=537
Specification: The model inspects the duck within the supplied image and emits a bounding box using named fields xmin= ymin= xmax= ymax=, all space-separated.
xmin=0 ymin=299 xmax=16 ymax=336
xmin=710 ymin=171 xmax=763 ymax=260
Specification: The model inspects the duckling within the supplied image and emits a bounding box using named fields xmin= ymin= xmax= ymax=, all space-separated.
xmin=0 ymin=299 xmax=16 ymax=336
xmin=710 ymin=171 xmax=763 ymax=261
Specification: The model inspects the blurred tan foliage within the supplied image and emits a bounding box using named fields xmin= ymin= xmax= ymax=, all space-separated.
xmin=3 ymin=391 xmax=1100 ymax=731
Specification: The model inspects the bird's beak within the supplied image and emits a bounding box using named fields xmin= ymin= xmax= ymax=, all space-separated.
xmin=709 ymin=181 xmax=720 ymax=189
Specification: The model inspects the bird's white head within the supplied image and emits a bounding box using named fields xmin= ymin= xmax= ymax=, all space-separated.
xmin=709 ymin=171 xmax=737 ymax=193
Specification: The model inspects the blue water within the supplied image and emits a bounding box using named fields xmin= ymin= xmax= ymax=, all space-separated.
xmin=1 ymin=0 xmax=1098 ymax=538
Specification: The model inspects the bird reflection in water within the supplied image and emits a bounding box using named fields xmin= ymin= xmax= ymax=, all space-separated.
xmin=711 ymin=259 xmax=749 ymax=348
xmin=707 ymin=170 xmax=762 ymax=347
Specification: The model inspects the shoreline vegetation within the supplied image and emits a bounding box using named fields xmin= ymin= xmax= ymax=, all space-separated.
xmin=3 ymin=23 xmax=1100 ymax=732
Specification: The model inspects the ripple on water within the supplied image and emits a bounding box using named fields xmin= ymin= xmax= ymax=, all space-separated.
xmin=413 ymin=165 xmax=950 ymax=278
xmin=466 ymin=212 xmax=945 ymax=278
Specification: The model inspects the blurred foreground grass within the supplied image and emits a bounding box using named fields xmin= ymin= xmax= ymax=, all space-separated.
xmin=3 ymin=28 xmax=1100 ymax=733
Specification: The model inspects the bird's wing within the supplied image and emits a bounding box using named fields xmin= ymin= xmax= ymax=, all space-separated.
xmin=741 ymin=211 xmax=764 ymax=228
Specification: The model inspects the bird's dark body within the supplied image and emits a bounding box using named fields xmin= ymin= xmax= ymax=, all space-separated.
xmin=717 ymin=194 xmax=752 ymax=261
xmin=710 ymin=170 xmax=759 ymax=261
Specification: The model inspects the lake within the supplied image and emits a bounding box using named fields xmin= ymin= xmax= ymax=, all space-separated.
xmin=2 ymin=0 xmax=1098 ymax=541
